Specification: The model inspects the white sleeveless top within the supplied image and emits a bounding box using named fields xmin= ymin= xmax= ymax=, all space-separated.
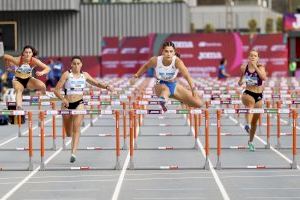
xmin=155 ymin=56 xmax=179 ymax=81
xmin=64 ymin=70 xmax=86 ymax=95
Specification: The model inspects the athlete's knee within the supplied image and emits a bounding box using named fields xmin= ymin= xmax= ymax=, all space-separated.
xmin=39 ymin=84 xmax=46 ymax=92
xmin=15 ymin=88 xmax=23 ymax=94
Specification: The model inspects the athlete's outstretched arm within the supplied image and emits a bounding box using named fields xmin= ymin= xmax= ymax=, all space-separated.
xmin=54 ymin=71 xmax=69 ymax=107
xmin=175 ymin=58 xmax=195 ymax=90
xmin=238 ymin=64 xmax=246 ymax=86
xmin=134 ymin=57 xmax=156 ymax=77
xmin=84 ymin=72 xmax=113 ymax=91
xmin=2 ymin=54 xmax=19 ymax=66
xmin=32 ymin=58 xmax=51 ymax=76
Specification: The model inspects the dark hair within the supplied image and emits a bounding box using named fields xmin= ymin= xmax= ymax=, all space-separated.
xmin=22 ymin=45 xmax=38 ymax=57
xmin=220 ymin=58 xmax=226 ymax=65
xmin=71 ymin=56 xmax=82 ymax=62
xmin=162 ymin=41 xmax=176 ymax=49
xmin=162 ymin=41 xmax=180 ymax=58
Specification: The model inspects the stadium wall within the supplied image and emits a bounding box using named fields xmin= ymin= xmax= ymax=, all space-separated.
xmin=0 ymin=3 xmax=190 ymax=57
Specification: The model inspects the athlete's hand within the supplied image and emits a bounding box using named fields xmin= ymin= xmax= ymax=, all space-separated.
xmin=36 ymin=71 xmax=44 ymax=76
xmin=191 ymin=87 xmax=198 ymax=97
xmin=106 ymin=85 xmax=114 ymax=92
xmin=62 ymin=98 xmax=69 ymax=108
xmin=238 ymin=80 xmax=243 ymax=86
xmin=129 ymin=77 xmax=137 ymax=85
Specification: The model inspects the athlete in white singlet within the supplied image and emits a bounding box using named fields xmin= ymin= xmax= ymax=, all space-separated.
xmin=54 ymin=56 xmax=113 ymax=163
xmin=130 ymin=41 xmax=203 ymax=111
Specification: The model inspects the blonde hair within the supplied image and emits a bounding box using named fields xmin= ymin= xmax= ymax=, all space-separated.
xmin=249 ymin=49 xmax=262 ymax=67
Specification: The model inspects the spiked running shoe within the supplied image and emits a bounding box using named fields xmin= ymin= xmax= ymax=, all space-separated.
xmin=248 ymin=142 xmax=255 ymax=152
xmin=159 ymin=97 xmax=167 ymax=112
xmin=70 ymin=154 xmax=76 ymax=163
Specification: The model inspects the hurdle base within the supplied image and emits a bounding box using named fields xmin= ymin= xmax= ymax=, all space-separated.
xmin=291 ymin=159 xmax=297 ymax=169
xmin=275 ymin=142 xmax=281 ymax=150
xmin=40 ymin=157 xmax=45 ymax=171
xmin=122 ymin=141 xmax=128 ymax=150
xmin=194 ymin=141 xmax=199 ymax=150
xmin=265 ymin=143 xmax=270 ymax=149
xmin=53 ymin=139 xmax=57 ymax=151
xmin=115 ymin=158 xmax=121 ymax=170
xmin=204 ymin=158 xmax=209 ymax=170
xmin=215 ymin=157 xmax=221 ymax=170
xmin=129 ymin=158 xmax=134 ymax=170
xmin=28 ymin=158 xmax=33 ymax=171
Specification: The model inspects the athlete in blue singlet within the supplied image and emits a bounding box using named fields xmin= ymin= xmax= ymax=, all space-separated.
xmin=238 ymin=49 xmax=267 ymax=151
xmin=218 ymin=58 xmax=230 ymax=80
xmin=54 ymin=56 xmax=113 ymax=163
xmin=130 ymin=41 xmax=203 ymax=111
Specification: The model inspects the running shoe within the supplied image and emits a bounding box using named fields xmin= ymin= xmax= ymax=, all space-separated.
xmin=159 ymin=97 xmax=167 ymax=112
xmin=248 ymin=142 xmax=255 ymax=152
xmin=70 ymin=154 xmax=76 ymax=163
xmin=244 ymin=124 xmax=250 ymax=134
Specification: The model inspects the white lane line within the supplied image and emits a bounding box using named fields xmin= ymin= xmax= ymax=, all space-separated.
xmin=231 ymin=116 xmax=300 ymax=170
xmin=111 ymin=85 xmax=144 ymax=200
xmin=0 ymin=117 xmax=53 ymax=147
xmin=111 ymin=153 xmax=130 ymax=200
xmin=111 ymin=125 xmax=140 ymax=200
xmin=1 ymin=116 xmax=99 ymax=200
xmin=188 ymin=115 xmax=230 ymax=200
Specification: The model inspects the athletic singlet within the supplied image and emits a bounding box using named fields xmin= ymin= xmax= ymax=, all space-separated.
xmin=15 ymin=57 xmax=33 ymax=79
xmin=155 ymin=56 xmax=179 ymax=81
xmin=64 ymin=70 xmax=86 ymax=95
xmin=244 ymin=64 xmax=263 ymax=86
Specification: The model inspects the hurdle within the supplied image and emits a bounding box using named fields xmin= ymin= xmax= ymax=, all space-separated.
xmin=0 ymin=111 xmax=33 ymax=171
xmin=214 ymin=108 xmax=298 ymax=170
xmin=39 ymin=110 xmax=122 ymax=171
xmin=128 ymin=109 xmax=209 ymax=170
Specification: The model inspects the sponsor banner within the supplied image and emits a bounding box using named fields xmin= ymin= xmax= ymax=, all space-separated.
xmin=100 ymin=33 xmax=287 ymax=78
xmin=119 ymin=36 xmax=150 ymax=77
xmin=248 ymin=34 xmax=288 ymax=77
xmin=284 ymin=13 xmax=300 ymax=31
xmin=101 ymin=37 xmax=120 ymax=76
xmin=101 ymin=36 xmax=151 ymax=77
xmin=163 ymin=33 xmax=243 ymax=77
xmin=162 ymin=33 xmax=287 ymax=77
